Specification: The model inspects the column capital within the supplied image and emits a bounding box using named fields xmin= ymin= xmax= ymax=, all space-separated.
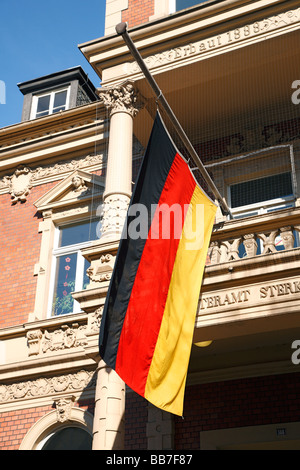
xmin=98 ymin=80 xmax=140 ymax=118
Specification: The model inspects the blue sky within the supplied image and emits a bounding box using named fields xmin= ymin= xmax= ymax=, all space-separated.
xmin=0 ymin=0 xmax=106 ymax=128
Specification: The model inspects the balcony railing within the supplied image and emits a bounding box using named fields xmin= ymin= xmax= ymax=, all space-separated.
xmin=207 ymin=206 xmax=300 ymax=266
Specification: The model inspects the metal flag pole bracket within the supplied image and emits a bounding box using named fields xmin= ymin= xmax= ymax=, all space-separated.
xmin=115 ymin=22 xmax=233 ymax=219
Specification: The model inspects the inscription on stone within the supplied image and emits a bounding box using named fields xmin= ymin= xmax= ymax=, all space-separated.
xmin=130 ymin=8 xmax=300 ymax=73
xmin=200 ymin=290 xmax=250 ymax=310
xmin=199 ymin=279 xmax=300 ymax=312
xmin=260 ymin=280 xmax=300 ymax=299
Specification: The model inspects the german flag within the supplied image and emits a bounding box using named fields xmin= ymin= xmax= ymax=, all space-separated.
xmin=99 ymin=113 xmax=217 ymax=416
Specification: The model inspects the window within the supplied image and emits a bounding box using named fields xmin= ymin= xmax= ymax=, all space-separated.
xmin=31 ymin=87 xmax=70 ymax=119
xmin=170 ymin=0 xmax=208 ymax=13
xmin=41 ymin=427 xmax=92 ymax=450
xmin=229 ymin=172 xmax=295 ymax=219
xmin=49 ymin=219 xmax=99 ymax=317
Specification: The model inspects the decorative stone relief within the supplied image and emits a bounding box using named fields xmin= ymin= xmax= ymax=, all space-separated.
xmin=280 ymin=226 xmax=295 ymax=250
xmin=129 ymin=7 xmax=300 ymax=75
xmin=100 ymin=194 xmax=130 ymax=236
xmin=54 ymin=395 xmax=76 ymax=423
xmin=243 ymin=233 xmax=258 ymax=257
xmin=0 ymin=370 xmax=96 ymax=404
xmin=208 ymin=241 xmax=221 ymax=265
xmin=221 ymin=238 xmax=241 ymax=261
xmin=4 ymin=167 xmax=33 ymax=204
xmin=0 ymin=153 xmax=103 ymax=195
xmin=42 ymin=324 xmax=88 ymax=353
xmin=87 ymin=306 xmax=103 ymax=334
xmin=207 ymin=217 xmax=300 ymax=266
xmin=26 ymin=323 xmax=88 ymax=357
xmin=98 ymin=80 xmax=139 ymax=118
xmin=86 ymin=254 xmax=116 ymax=284
xmin=27 ymin=329 xmax=43 ymax=356
xmin=71 ymin=175 xmax=89 ymax=194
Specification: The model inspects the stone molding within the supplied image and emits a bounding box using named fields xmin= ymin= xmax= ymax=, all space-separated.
xmin=129 ymin=7 xmax=300 ymax=76
xmin=26 ymin=323 xmax=88 ymax=357
xmin=0 ymin=153 xmax=104 ymax=200
xmin=81 ymin=0 xmax=300 ymax=87
xmin=25 ymin=309 xmax=103 ymax=359
xmin=0 ymin=369 xmax=96 ymax=406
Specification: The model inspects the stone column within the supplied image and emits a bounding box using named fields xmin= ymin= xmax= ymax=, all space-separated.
xmin=92 ymin=360 xmax=126 ymax=450
xmin=99 ymin=80 xmax=139 ymax=240
xmin=91 ymin=81 xmax=140 ymax=450
xmin=147 ymin=403 xmax=174 ymax=450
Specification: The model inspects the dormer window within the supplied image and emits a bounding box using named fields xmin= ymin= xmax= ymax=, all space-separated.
xmin=31 ymin=87 xmax=70 ymax=119
xmin=18 ymin=67 xmax=98 ymax=122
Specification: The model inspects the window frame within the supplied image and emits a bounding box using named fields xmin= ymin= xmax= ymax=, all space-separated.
xmin=47 ymin=220 xmax=97 ymax=318
xmin=30 ymin=86 xmax=70 ymax=119
xmin=228 ymin=172 xmax=295 ymax=219
xmin=32 ymin=169 xmax=105 ymax=322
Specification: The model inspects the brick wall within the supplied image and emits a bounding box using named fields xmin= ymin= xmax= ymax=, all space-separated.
xmin=125 ymin=393 xmax=148 ymax=449
xmin=175 ymin=372 xmax=300 ymax=449
xmin=122 ymin=0 xmax=155 ymax=28
xmin=0 ymin=405 xmax=53 ymax=450
xmin=0 ymin=182 xmax=56 ymax=328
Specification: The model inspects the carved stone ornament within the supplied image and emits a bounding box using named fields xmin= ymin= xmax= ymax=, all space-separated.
xmin=280 ymin=226 xmax=295 ymax=250
xmin=0 ymin=370 xmax=95 ymax=404
xmin=98 ymin=80 xmax=139 ymax=118
xmin=4 ymin=166 xmax=33 ymax=204
xmin=54 ymin=395 xmax=76 ymax=423
xmin=101 ymin=194 xmax=130 ymax=236
xmin=87 ymin=306 xmax=104 ymax=334
xmin=26 ymin=323 xmax=88 ymax=357
xmin=26 ymin=329 xmax=43 ymax=356
xmin=71 ymin=175 xmax=88 ymax=194
xmin=243 ymin=233 xmax=258 ymax=258
xmin=208 ymin=241 xmax=221 ymax=265
xmin=86 ymin=253 xmax=116 ymax=284
xmin=42 ymin=324 xmax=88 ymax=354
xmin=0 ymin=154 xmax=104 ymax=196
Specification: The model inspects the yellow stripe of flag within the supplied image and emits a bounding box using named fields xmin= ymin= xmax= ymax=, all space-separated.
xmin=145 ymin=185 xmax=217 ymax=416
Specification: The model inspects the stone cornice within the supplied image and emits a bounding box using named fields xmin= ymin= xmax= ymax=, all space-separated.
xmin=79 ymin=0 xmax=298 ymax=84
xmin=0 ymin=311 xmax=100 ymax=383
xmin=0 ymin=122 xmax=106 ymax=177
xmin=0 ymin=101 xmax=105 ymax=157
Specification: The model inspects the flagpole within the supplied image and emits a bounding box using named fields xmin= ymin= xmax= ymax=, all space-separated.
xmin=115 ymin=22 xmax=233 ymax=219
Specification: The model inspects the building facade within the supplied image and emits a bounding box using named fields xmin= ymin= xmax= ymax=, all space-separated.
xmin=1 ymin=0 xmax=300 ymax=450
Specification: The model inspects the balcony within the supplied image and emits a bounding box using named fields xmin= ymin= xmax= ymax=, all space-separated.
xmin=194 ymin=206 xmax=300 ymax=343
